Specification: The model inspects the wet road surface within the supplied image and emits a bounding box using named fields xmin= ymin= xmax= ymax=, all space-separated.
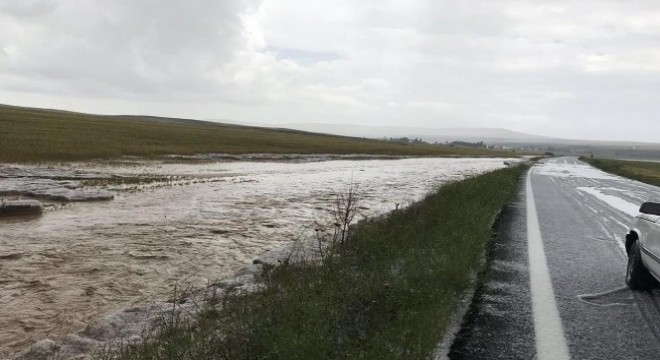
xmin=451 ymin=157 xmax=660 ymax=359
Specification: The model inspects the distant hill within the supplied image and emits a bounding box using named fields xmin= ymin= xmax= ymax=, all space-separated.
xmin=0 ymin=104 xmax=511 ymax=162
xmin=221 ymin=121 xmax=660 ymax=161
xmin=271 ymin=123 xmax=554 ymax=144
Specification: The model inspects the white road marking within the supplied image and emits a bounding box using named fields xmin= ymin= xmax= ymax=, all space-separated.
xmin=610 ymin=217 xmax=631 ymax=233
xmin=584 ymin=203 xmax=600 ymax=215
xmin=596 ymin=221 xmax=627 ymax=255
xmin=527 ymin=170 xmax=571 ymax=360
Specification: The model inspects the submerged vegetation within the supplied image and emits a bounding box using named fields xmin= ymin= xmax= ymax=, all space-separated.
xmin=97 ymin=165 xmax=527 ymax=360
xmin=581 ymin=157 xmax=660 ymax=187
xmin=0 ymin=104 xmax=512 ymax=163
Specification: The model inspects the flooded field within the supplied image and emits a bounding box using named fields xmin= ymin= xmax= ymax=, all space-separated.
xmin=0 ymin=157 xmax=513 ymax=354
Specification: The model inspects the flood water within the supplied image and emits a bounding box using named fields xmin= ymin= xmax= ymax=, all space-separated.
xmin=0 ymin=157 xmax=512 ymax=354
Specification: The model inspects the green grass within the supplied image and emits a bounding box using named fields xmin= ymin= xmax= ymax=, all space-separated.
xmin=97 ymin=165 xmax=527 ymax=360
xmin=581 ymin=157 xmax=660 ymax=187
xmin=0 ymin=104 xmax=513 ymax=163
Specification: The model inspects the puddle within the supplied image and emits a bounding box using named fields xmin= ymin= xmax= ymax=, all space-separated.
xmin=0 ymin=157 xmax=513 ymax=354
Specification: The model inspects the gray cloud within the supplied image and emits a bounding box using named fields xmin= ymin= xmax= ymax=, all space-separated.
xmin=1 ymin=0 xmax=260 ymax=98
xmin=0 ymin=0 xmax=57 ymax=17
xmin=1 ymin=0 xmax=659 ymax=141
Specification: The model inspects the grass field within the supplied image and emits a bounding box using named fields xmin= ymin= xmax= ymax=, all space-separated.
xmin=0 ymin=104 xmax=512 ymax=162
xmin=98 ymin=165 xmax=527 ymax=360
xmin=581 ymin=157 xmax=660 ymax=187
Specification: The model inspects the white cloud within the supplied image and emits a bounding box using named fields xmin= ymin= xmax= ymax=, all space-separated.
xmin=0 ymin=0 xmax=262 ymax=99
xmin=1 ymin=0 xmax=660 ymax=141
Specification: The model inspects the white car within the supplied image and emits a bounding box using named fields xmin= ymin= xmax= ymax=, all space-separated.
xmin=626 ymin=202 xmax=660 ymax=290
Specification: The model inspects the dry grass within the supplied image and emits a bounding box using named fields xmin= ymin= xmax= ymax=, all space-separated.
xmin=0 ymin=104 xmax=514 ymax=163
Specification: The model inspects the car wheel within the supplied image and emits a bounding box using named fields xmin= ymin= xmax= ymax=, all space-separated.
xmin=626 ymin=240 xmax=655 ymax=290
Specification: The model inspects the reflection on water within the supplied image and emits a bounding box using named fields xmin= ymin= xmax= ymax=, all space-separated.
xmin=0 ymin=157 xmax=512 ymax=353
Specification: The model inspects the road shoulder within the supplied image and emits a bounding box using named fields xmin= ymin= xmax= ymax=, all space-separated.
xmin=449 ymin=182 xmax=536 ymax=359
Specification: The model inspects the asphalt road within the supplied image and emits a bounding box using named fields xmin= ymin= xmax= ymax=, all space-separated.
xmin=450 ymin=157 xmax=660 ymax=359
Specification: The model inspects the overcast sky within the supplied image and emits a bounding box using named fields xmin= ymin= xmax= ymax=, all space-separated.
xmin=1 ymin=1 xmax=659 ymax=142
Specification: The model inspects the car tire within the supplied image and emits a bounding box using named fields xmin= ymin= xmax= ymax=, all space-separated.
xmin=626 ymin=240 xmax=655 ymax=291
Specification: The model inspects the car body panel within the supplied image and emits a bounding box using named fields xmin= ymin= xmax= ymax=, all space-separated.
xmin=629 ymin=204 xmax=660 ymax=282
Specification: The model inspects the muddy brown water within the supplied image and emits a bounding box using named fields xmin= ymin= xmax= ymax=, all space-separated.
xmin=0 ymin=157 xmax=513 ymax=355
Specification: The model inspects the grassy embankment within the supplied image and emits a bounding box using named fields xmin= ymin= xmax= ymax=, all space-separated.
xmin=98 ymin=165 xmax=527 ymax=360
xmin=0 ymin=104 xmax=513 ymax=163
xmin=581 ymin=157 xmax=660 ymax=187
